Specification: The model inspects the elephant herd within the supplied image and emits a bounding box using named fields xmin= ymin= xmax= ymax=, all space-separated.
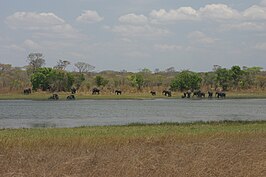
xmin=181 ymin=90 xmax=226 ymax=99
xmin=23 ymin=88 xmax=32 ymax=95
xmin=23 ymin=87 xmax=226 ymax=100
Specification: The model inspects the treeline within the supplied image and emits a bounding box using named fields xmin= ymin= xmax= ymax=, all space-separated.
xmin=0 ymin=53 xmax=266 ymax=93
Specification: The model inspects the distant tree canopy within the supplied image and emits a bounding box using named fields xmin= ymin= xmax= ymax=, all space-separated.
xmin=95 ymin=75 xmax=109 ymax=88
xmin=74 ymin=62 xmax=95 ymax=73
xmin=170 ymin=70 xmax=202 ymax=91
xmin=130 ymin=73 xmax=144 ymax=90
xmin=31 ymin=67 xmax=74 ymax=92
xmin=54 ymin=60 xmax=70 ymax=70
xmin=1 ymin=54 xmax=265 ymax=94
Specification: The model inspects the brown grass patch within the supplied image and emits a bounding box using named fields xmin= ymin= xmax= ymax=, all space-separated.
xmin=1 ymin=132 xmax=265 ymax=177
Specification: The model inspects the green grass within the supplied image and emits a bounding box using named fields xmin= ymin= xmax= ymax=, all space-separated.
xmin=1 ymin=121 xmax=265 ymax=140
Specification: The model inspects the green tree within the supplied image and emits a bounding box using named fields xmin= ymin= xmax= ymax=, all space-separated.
xmin=30 ymin=67 xmax=52 ymax=91
xmin=73 ymin=73 xmax=85 ymax=89
xmin=130 ymin=73 xmax=144 ymax=90
xmin=48 ymin=70 xmax=74 ymax=91
xmin=230 ymin=65 xmax=243 ymax=88
xmin=170 ymin=70 xmax=202 ymax=91
xmin=215 ymin=68 xmax=231 ymax=91
xmin=95 ymin=75 xmax=109 ymax=87
xmin=202 ymin=72 xmax=216 ymax=89
xmin=31 ymin=67 xmax=74 ymax=91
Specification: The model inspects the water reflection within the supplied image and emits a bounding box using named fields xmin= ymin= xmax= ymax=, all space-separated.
xmin=30 ymin=122 xmax=57 ymax=128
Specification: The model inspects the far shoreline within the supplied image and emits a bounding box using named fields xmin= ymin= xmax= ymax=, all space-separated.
xmin=1 ymin=91 xmax=266 ymax=101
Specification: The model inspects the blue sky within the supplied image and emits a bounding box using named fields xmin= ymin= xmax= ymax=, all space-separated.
xmin=0 ymin=0 xmax=266 ymax=72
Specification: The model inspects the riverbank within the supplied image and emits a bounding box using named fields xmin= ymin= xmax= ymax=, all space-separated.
xmin=0 ymin=121 xmax=265 ymax=177
xmin=0 ymin=90 xmax=266 ymax=100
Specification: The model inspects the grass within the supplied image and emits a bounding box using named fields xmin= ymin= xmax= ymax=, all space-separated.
xmin=0 ymin=121 xmax=265 ymax=177
xmin=1 ymin=90 xmax=266 ymax=100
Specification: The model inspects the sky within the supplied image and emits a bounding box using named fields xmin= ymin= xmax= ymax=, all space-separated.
xmin=0 ymin=0 xmax=266 ymax=72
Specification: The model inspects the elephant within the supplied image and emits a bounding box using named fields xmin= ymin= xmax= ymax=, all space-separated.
xmin=208 ymin=91 xmax=213 ymax=98
xmin=71 ymin=87 xmax=77 ymax=94
xmin=48 ymin=94 xmax=59 ymax=100
xmin=92 ymin=88 xmax=100 ymax=95
xmin=215 ymin=92 xmax=226 ymax=98
xmin=150 ymin=91 xmax=156 ymax=96
xmin=67 ymin=94 xmax=75 ymax=100
xmin=115 ymin=90 xmax=122 ymax=95
xmin=182 ymin=90 xmax=192 ymax=98
xmin=162 ymin=90 xmax=172 ymax=97
xmin=193 ymin=90 xmax=205 ymax=98
xmin=23 ymin=88 xmax=32 ymax=95
xmin=181 ymin=92 xmax=187 ymax=98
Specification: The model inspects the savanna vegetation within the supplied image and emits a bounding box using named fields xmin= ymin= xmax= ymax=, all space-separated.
xmin=0 ymin=121 xmax=265 ymax=177
xmin=1 ymin=53 xmax=266 ymax=98
xmin=1 ymin=53 xmax=266 ymax=177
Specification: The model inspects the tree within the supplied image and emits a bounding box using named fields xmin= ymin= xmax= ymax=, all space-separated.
xmin=170 ymin=70 xmax=202 ymax=91
xmin=165 ymin=67 xmax=175 ymax=73
xmin=54 ymin=60 xmax=70 ymax=70
xmin=95 ymin=75 xmax=109 ymax=87
xmin=31 ymin=67 xmax=74 ymax=92
xmin=230 ymin=65 xmax=243 ymax=88
xmin=27 ymin=53 xmax=45 ymax=73
xmin=240 ymin=66 xmax=262 ymax=89
xmin=73 ymin=73 xmax=85 ymax=89
xmin=30 ymin=67 xmax=52 ymax=91
xmin=48 ymin=70 xmax=74 ymax=92
xmin=215 ymin=68 xmax=231 ymax=91
xmin=0 ymin=63 xmax=29 ymax=91
xmin=130 ymin=73 xmax=145 ymax=90
xmin=74 ymin=62 xmax=95 ymax=73
xmin=141 ymin=68 xmax=152 ymax=74
xmin=256 ymin=75 xmax=266 ymax=89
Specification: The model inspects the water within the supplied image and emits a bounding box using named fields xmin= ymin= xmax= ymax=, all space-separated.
xmin=0 ymin=99 xmax=265 ymax=128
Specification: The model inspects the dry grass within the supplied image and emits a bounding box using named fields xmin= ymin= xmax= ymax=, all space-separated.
xmin=0 ymin=122 xmax=266 ymax=177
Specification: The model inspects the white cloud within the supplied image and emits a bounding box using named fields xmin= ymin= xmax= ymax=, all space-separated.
xmin=6 ymin=12 xmax=65 ymax=30
xmin=149 ymin=4 xmax=242 ymax=23
xmin=149 ymin=7 xmax=198 ymax=23
xmin=119 ymin=14 xmax=148 ymax=24
xmin=76 ymin=10 xmax=103 ymax=23
xmin=188 ymin=31 xmax=217 ymax=44
xmin=112 ymin=25 xmax=169 ymax=37
xmin=6 ymin=11 xmax=84 ymax=40
xmin=199 ymin=4 xmax=241 ymax=20
xmin=243 ymin=5 xmax=266 ymax=20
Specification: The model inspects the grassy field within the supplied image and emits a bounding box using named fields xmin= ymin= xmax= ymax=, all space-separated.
xmin=0 ymin=90 xmax=266 ymax=100
xmin=0 ymin=121 xmax=265 ymax=177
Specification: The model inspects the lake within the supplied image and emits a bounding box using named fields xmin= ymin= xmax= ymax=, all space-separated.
xmin=0 ymin=99 xmax=266 ymax=128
